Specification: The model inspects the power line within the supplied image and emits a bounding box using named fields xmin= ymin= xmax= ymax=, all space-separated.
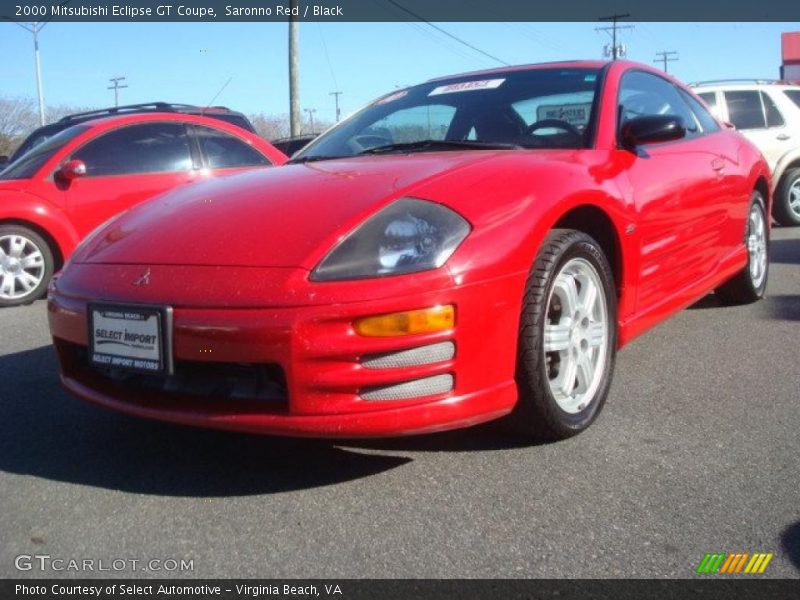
xmin=107 ymin=76 xmax=128 ymax=107
xmin=316 ymin=23 xmax=339 ymax=91
xmin=596 ymin=13 xmax=634 ymax=60
xmin=654 ymin=50 xmax=679 ymax=73
xmin=385 ymin=0 xmax=509 ymax=66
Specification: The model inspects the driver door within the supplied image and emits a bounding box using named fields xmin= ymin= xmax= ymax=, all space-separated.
xmin=616 ymin=71 xmax=732 ymax=315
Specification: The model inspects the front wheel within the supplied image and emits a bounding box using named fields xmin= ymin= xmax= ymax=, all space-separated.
xmin=513 ymin=229 xmax=617 ymax=441
xmin=715 ymin=192 xmax=769 ymax=305
xmin=0 ymin=225 xmax=54 ymax=307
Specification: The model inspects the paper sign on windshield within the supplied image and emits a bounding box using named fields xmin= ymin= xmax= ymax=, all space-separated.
xmin=429 ymin=78 xmax=505 ymax=96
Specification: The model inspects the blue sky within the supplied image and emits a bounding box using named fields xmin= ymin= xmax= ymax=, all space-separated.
xmin=1 ymin=22 xmax=798 ymax=122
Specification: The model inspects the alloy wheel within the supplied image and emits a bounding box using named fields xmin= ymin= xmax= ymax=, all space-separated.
xmin=0 ymin=234 xmax=46 ymax=301
xmin=747 ymin=203 xmax=768 ymax=289
xmin=542 ymin=257 xmax=609 ymax=414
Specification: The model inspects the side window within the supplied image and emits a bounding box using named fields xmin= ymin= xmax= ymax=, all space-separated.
xmin=194 ymin=126 xmax=270 ymax=169
xmin=697 ymin=92 xmax=717 ymax=110
xmin=73 ymin=123 xmax=193 ymax=177
xmin=724 ymin=91 xmax=766 ymax=130
xmin=761 ymin=92 xmax=784 ymax=128
xmin=680 ymin=89 xmax=721 ymax=133
xmin=618 ymin=71 xmax=700 ymax=139
xmin=784 ymin=90 xmax=800 ymax=109
xmin=697 ymin=91 xmax=724 ymax=120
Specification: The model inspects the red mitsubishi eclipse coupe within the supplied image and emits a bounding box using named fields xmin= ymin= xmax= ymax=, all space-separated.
xmin=48 ymin=61 xmax=771 ymax=440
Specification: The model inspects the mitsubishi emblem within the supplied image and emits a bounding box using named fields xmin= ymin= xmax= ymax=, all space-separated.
xmin=133 ymin=268 xmax=151 ymax=286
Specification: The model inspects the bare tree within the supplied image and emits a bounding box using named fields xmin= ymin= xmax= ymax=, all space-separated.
xmin=0 ymin=97 xmax=96 ymax=157
xmin=0 ymin=96 xmax=37 ymax=156
xmin=249 ymin=113 xmax=292 ymax=140
xmin=248 ymin=113 xmax=333 ymax=140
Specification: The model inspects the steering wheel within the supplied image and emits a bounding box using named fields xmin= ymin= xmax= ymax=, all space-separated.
xmin=525 ymin=119 xmax=583 ymax=141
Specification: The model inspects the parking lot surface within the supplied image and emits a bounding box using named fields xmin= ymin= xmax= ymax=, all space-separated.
xmin=1 ymin=228 xmax=798 ymax=579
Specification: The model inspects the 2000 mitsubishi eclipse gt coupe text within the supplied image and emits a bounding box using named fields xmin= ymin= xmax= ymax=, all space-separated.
xmin=48 ymin=60 xmax=771 ymax=440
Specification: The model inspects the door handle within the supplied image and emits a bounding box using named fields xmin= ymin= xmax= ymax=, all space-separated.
xmin=776 ymin=133 xmax=791 ymax=141
xmin=711 ymin=158 xmax=725 ymax=172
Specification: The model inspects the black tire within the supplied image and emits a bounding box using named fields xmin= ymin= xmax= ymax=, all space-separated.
xmin=715 ymin=192 xmax=769 ymax=305
xmin=774 ymin=167 xmax=800 ymax=227
xmin=512 ymin=229 xmax=618 ymax=441
xmin=0 ymin=225 xmax=54 ymax=307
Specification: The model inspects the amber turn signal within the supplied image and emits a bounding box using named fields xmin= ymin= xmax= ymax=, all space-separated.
xmin=354 ymin=305 xmax=455 ymax=337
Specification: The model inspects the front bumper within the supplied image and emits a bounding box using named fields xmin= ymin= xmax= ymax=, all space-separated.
xmin=48 ymin=266 xmax=524 ymax=437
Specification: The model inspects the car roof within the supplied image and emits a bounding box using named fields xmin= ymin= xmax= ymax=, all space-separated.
xmin=67 ymin=111 xmax=255 ymax=133
xmin=426 ymin=60 xmax=609 ymax=83
xmin=690 ymin=80 xmax=800 ymax=91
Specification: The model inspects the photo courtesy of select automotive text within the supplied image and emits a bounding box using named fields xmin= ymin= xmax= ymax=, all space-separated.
xmin=0 ymin=0 xmax=798 ymax=597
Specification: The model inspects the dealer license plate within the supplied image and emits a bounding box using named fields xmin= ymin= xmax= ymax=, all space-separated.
xmin=88 ymin=304 xmax=172 ymax=374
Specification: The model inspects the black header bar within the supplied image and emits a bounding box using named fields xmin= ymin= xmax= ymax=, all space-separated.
xmin=0 ymin=0 xmax=798 ymax=22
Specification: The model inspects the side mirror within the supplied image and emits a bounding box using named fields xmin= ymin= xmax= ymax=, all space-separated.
xmin=58 ymin=159 xmax=87 ymax=181
xmin=621 ymin=115 xmax=686 ymax=149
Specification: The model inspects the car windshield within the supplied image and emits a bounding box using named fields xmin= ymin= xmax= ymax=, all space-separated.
xmin=0 ymin=125 xmax=90 ymax=180
xmin=293 ymin=67 xmax=601 ymax=162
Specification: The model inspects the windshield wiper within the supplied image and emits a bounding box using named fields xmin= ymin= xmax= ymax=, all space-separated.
xmin=358 ymin=139 xmax=523 ymax=155
xmin=287 ymin=155 xmax=347 ymax=164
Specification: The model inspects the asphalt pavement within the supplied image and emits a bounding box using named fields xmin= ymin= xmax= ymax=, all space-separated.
xmin=1 ymin=227 xmax=798 ymax=579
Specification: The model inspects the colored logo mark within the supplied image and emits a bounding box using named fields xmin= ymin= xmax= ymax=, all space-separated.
xmin=696 ymin=552 xmax=773 ymax=574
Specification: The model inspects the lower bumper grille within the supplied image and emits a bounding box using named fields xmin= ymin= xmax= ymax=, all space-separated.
xmin=56 ymin=340 xmax=287 ymax=405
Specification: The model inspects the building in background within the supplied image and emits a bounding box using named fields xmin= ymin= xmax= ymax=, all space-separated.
xmin=781 ymin=32 xmax=800 ymax=81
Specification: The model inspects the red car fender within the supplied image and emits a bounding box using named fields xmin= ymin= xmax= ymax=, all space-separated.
xmin=0 ymin=191 xmax=81 ymax=263
xmin=413 ymin=152 xmax=634 ymax=329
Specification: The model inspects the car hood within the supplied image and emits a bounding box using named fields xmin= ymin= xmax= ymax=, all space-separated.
xmin=73 ymin=151 xmax=510 ymax=269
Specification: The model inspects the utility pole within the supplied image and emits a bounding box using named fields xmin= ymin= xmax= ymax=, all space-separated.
xmin=107 ymin=76 xmax=128 ymax=107
xmin=288 ymin=0 xmax=301 ymax=137
xmin=13 ymin=22 xmax=48 ymax=125
xmin=304 ymin=108 xmax=317 ymax=133
xmin=329 ymin=91 xmax=342 ymax=122
xmin=654 ymin=51 xmax=679 ymax=73
xmin=596 ymin=13 xmax=634 ymax=60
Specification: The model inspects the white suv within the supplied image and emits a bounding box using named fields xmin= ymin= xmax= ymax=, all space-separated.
xmin=691 ymin=80 xmax=800 ymax=226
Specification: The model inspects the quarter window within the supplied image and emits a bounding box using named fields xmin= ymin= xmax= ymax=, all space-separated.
xmin=724 ymin=91 xmax=766 ymax=130
xmin=784 ymin=90 xmax=800 ymax=109
xmin=194 ymin=126 xmax=270 ymax=169
xmin=73 ymin=123 xmax=193 ymax=177
xmin=761 ymin=92 xmax=784 ymax=127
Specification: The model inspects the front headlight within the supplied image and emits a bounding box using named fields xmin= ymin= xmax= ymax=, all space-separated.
xmin=311 ymin=198 xmax=471 ymax=282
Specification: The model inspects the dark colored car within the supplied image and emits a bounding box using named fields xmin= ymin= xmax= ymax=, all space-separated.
xmin=270 ymin=134 xmax=318 ymax=157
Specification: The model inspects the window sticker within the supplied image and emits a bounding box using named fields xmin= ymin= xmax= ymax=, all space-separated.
xmin=429 ymin=78 xmax=506 ymax=96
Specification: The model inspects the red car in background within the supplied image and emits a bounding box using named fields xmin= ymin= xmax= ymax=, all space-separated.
xmin=0 ymin=112 xmax=286 ymax=306
xmin=49 ymin=60 xmax=770 ymax=441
